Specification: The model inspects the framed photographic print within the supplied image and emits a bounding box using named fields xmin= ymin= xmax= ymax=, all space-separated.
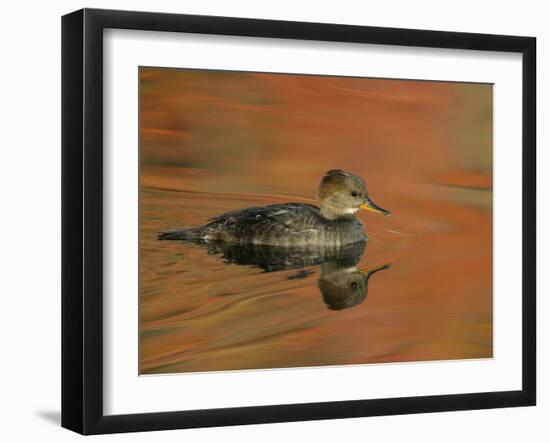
xmin=61 ymin=8 xmax=536 ymax=435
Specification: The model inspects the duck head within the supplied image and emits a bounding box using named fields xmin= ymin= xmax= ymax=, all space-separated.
xmin=317 ymin=169 xmax=391 ymax=220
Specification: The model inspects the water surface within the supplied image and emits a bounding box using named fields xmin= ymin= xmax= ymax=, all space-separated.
xmin=139 ymin=68 xmax=493 ymax=374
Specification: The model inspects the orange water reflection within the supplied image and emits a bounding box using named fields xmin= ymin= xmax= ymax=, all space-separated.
xmin=139 ymin=67 xmax=492 ymax=374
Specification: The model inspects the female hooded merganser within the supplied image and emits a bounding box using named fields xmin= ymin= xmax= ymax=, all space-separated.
xmin=159 ymin=169 xmax=390 ymax=246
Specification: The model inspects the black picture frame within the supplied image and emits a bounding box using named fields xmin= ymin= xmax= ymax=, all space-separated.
xmin=62 ymin=8 xmax=536 ymax=435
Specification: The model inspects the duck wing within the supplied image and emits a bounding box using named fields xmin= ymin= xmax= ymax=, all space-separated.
xmin=206 ymin=203 xmax=323 ymax=243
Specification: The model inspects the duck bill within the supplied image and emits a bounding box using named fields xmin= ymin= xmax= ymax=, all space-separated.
xmin=360 ymin=197 xmax=391 ymax=216
xmin=359 ymin=263 xmax=392 ymax=276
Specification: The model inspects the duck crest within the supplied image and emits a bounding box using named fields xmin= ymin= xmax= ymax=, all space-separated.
xmin=326 ymin=169 xmax=348 ymax=177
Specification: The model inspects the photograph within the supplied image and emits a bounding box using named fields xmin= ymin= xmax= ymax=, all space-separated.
xmin=138 ymin=67 xmax=493 ymax=375
xmin=0 ymin=0 xmax=543 ymax=440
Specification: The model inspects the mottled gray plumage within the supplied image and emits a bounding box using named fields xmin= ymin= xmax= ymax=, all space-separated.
xmin=159 ymin=170 xmax=390 ymax=246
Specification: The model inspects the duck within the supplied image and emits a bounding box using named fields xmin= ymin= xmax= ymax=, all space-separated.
xmin=159 ymin=169 xmax=390 ymax=246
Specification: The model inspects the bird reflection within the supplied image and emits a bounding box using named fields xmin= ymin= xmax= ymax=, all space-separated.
xmin=191 ymin=240 xmax=391 ymax=310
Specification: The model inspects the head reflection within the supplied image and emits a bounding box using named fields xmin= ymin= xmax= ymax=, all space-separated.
xmin=319 ymin=262 xmax=391 ymax=310
xmin=201 ymin=240 xmax=391 ymax=310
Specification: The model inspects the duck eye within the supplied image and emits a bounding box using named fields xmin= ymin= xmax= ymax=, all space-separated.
xmin=351 ymin=191 xmax=358 ymax=197
xmin=350 ymin=282 xmax=358 ymax=290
